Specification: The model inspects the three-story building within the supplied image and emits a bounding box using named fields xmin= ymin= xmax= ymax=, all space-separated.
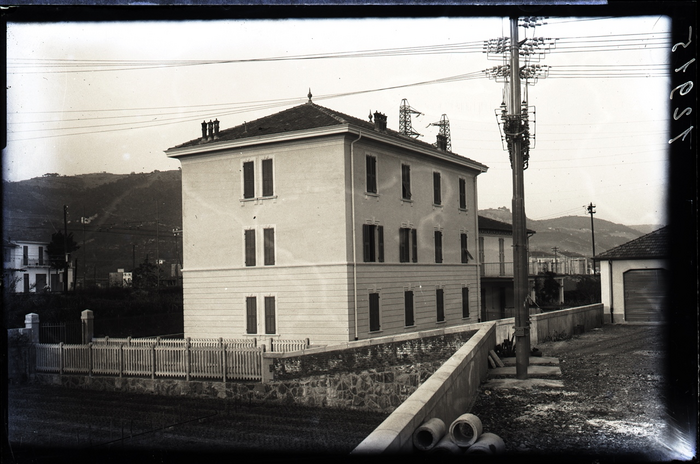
xmin=166 ymin=101 xmax=488 ymax=346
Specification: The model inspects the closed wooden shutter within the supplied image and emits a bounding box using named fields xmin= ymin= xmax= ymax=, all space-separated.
xmin=369 ymin=293 xmax=380 ymax=332
xmin=405 ymin=291 xmax=414 ymax=326
xmin=264 ymin=296 xmax=276 ymax=334
xmin=246 ymin=296 xmax=257 ymax=334
xmin=245 ymin=229 xmax=256 ymax=266
xmin=262 ymin=159 xmax=274 ymax=197
xmin=433 ymin=172 xmax=441 ymax=205
xmin=436 ymin=288 xmax=445 ymax=322
xmin=243 ymin=161 xmax=255 ymax=199
xmin=462 ymin=287 xmax=470 ymax=318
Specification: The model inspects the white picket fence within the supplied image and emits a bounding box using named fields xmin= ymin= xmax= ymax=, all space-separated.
xmin=35 ymin=336 xmax=310 ymax=382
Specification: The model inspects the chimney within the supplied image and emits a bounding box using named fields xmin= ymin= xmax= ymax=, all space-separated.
xmin=373 ymin=111 xmax=387 ymax=132
xmin=213 ymin=119 xmax=220 ymax=138
xmin=207 ymin=120 xmax=214 ymax=140
xmin=201 ymin=120 xmax=207 ymax=139
xmin=436 ymin=134 xmax=448 ymax=151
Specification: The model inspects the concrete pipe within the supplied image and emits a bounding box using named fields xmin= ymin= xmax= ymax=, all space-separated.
xmin=412 ymin=417 xmax=446 ymax=451
xmin=429 ymin=435 xmax=463 ymax=455
xmin=448 ymin=413 xmax=483 ymax=448
xmin=465 ymin=432 xmax=506 ymax=455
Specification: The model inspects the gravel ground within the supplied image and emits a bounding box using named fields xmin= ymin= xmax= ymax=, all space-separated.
xmin=469 ymin=323 xmax=687 ymax=462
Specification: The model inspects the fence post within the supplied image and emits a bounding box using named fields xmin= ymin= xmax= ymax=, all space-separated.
xmin=219 ymin=338 xmax=226 ymax=383
xmin=25 ymin=313 xmax=40 ymax=344
xmin=88 ymin=343 xmax=93 ymax=377
xmin=59 ymin=342 xmax=64 ymax=375
xmin=261 ymin=346 xmax=273 ymax=383
xmin=185 ymin=338 xmax=191 ymax=382
xmin=81 ymin=310 xmax=94 ymax=344
xmin=119 ymin=343 xmax=124 ymax=378
xmin=270 ymin=338 xmax=274 ymax=353
xmin=151 ymin=343 xmax=156 ymax=380
xmin=305 ymin=338 xmax=310 ymax=349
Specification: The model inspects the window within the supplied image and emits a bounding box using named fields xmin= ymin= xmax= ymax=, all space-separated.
xmin=369 ymin=292 xmax=381 ymax=332
xmin=366 ymin=155 xmax=377 ymax=194
xmin=245 ymin=229 xmax=256 ymax=266
xmin=262 ymin=159 xmax=274 ymax=197
xmin=243 ymin=161 xmax=255 ymax=199
xmin=36 ymin=274 xmax=47 ymax=292
xmin=479 ymin=236 xmax=485 ymax=264
xmin=436 ymin=288 xmax=445 ymax=322
xmin=499 ymin=238 xmax=506 ymax=276
xmin=462 ymin=287 xmax=470 ymax=318
xmin=38 ymin=246 xmax=44 ymax=265
xmin=461 ymin=233 xmax=469 ymax=264
xmin=399 ymin=228 xmax=418 ymax=263
xmin=23 ymin=246 xmax=28 ymax=266
xmin=434 ymin=231 xmax=443 ymax=263
xmin=23 ymin=274 xmax=30 ymax=293
xmin=401 ymin=164 xmax=411 ymax=200
xmin=459 ymin=178 xmax=467 ymax=210
xmin=246 ymin=296 xmax=257 ymax=334
xmin=264 ymin=296 xmax=276 ymax=334
xmin=363 ymin=224 xmax=384 ymax=262
xmin=433 ymin=172 xmax=442 ymax=205
xmin=404 ymin=290 xmax=415 ymax=326
xmin=264 ymin=228 xmax=275 ymax=266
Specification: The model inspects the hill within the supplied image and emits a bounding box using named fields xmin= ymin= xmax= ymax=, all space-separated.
xmin=478 ymin=207 xmax=652 ymax=258
xmin=3 ymin=170 xmax=182 ymax=283
xmin=4 ymin=173 xmax=655 ymax=283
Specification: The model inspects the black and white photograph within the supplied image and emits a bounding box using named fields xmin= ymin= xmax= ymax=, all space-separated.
xmin=3 ymin=4 xmax=697 ymax=462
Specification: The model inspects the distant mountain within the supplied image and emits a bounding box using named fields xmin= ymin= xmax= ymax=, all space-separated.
xmin=479 ymin=207 xmax=652 ymax=258
xmin=3 ymin=170 xmax=182 ymax=282
xmin=3 ymin=173 xmax=656 ymax=282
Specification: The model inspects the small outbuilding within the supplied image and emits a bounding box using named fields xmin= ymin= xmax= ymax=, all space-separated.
xmin=595 ymin=227 xmax=668 ymax=323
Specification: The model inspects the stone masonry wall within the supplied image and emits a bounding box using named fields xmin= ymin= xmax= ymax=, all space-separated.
xmin=31 ymin=330 xmax=477 ymax=413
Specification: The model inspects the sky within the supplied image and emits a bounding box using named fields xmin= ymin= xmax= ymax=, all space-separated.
xmin=4 ymin=16 xmax=671 ymax=226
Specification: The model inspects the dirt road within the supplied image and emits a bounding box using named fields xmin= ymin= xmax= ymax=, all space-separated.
xmin=470 ymin=323 xmax=690 ymax=461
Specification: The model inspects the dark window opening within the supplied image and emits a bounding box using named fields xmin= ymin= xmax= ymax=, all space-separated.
xmin=363 ymin=224 xmax=384 ymax=262
xmin=405 ymin=290 xmax=415 ymax=326
xmin=366 ymin=155 xmax=377 ymax=194
xmin=246 ymin=296 xmax=257 ymax=334
xmin=433 ymin=172 xmax=442 ymax=205
xmin=264 ymin=296 xmax=276 ymax=334
xmin=245 ymin=229 xmax=256 ymax=266
xmin=461 ymin=233 xmax=469 ymax=263
xmin=401 ymin=164 xmax=411 ymax=200
xmin=436 ymin=288 xmax=445 ymax=322
xmin=262 ymin=159 xmax=274 ymax=197
xmin=243 ymin=161 xmax=255 ymax=199
xmin=369 ymin=292 xmax=381 ymax=332
xmin=462 ymin=287 xmax=470 ymax=318
xmin=434 ymin=231 xmax=443 ymax=263
xmin=459 ymin=178 xmax=467 ymax=209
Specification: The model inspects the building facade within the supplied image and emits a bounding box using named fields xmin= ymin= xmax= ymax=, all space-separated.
xmin=3 ymin=240 xmax=55 ymax=293
xmin=166 ymin=102 xmax=488 ymax=346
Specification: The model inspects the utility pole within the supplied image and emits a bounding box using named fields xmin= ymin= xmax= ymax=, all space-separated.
xmin=587 ymin=203 xmax=596 ymax=274
xmin=552 ymin=246 xmax=559 ymax=274
xmin=509 ymin=17 xmax=531 ymax=380
xmin=63 ymin=205 xmax=69 ymax=292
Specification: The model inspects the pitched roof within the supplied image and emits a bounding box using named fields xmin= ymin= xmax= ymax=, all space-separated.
xmin=167 ymin=101 xmax=487 ymax=170
xmin=478 ymin=215 xmax=536 ymax=235
xmin=595 ymin=226 xmax=669 ymax=260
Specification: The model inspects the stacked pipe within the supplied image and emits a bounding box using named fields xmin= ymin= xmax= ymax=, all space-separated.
xmin=412 ymin=413 xmax=505 ymax=455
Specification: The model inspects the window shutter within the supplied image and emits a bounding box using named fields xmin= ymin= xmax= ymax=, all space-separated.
xmin=462 ymin=287 xmax=470 ymax=318
xmin=246 ymin=297 xmax=257 ymax=334
xmin=411 ymin=229 xmax=418 ymax=263
xmin=264 ymin=296 xmax=276 ymax=334
xmin=402 ymin=164 xmax=411 ymax=200
xmin=245 ymin=229 xmax=256 ymax=266
xmin=262 ymin=159 xmax=274 ymax=197
xmin=434 ymin=231 xmax=443 ymax=263
xmin=459 ymin=178 xmax=467 ymax=209
xmin=399 ymin=228 xmax=408 ymax=263
xmin=243 ymin=161 xmax=255 ymax=199
xmin=433 ymin=172 xmax=441 ymax=205
xmin=461 ymin=233 xmax=468 ymax=263
xmin=405 ymin=291 xmax=414 ymax=327
xmin=363 ymin=225 xmax=371 ymax=262
xmin=377 ymin=226 xmax=384 ymax=263
xmin=264 ymin=228 xmax=275 ymax=265
xmin=436 ymin=288 xmax=445 ymax=322
xmin=366 ymin=156 xmax=377 ymax=194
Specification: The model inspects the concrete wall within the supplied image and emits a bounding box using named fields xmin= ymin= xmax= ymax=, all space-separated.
xmin=494 ymin=303 xmax=603 ymax=346
xmin=352 ymin=322 xmax=495 ymax=454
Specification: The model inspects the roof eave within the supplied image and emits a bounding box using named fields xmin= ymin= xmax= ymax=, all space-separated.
xmin=165 ymin=123 xmax=489 ymax=173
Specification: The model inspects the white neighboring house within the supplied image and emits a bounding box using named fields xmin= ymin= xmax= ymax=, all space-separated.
xmin=595 ymin=227 xmax=668 ymax=323
xmin=3 ymin=240 xmax=52 ymax=293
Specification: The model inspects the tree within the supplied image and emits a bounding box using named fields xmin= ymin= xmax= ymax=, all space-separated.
xmin=535 ymin=272 xmax=561 ymax=306
xmin=46 ymin=232 xmax=80 ymax=270
xmin=132 ymin=256 xmax=163 ymax=289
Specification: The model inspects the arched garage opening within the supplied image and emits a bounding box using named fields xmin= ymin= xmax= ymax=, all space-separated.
xmin=623 ymin=268 xmax=667 ymax=322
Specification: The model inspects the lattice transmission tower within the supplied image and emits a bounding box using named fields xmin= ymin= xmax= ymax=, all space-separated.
xmin=428 ymin=114 xmax=452 ymax=152
xmin=398 ymin=98 xmax=423 ymax=138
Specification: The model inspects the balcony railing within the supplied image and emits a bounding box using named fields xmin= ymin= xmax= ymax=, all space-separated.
xmin=481 ymin=262 xmax=540 ymax=277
